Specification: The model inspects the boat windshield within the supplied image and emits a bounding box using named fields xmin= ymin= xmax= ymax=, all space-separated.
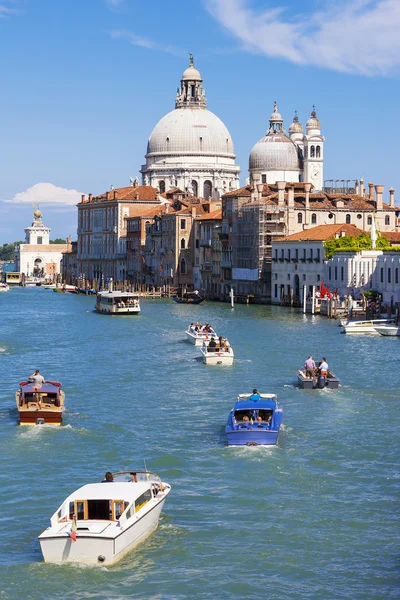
xmin=111 ymin=471 xmax=162 ymax=484
xmin=233 ymin=409 xmax=273 ymax=423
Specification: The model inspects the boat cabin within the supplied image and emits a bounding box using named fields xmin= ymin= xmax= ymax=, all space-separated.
xmin=18 ymin=381 xmax=62 ymax=407
xmin=95 ymin=292 xmax=140 ymax=314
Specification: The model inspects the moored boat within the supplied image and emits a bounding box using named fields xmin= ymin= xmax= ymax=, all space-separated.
xmin=297 ymin=368 xmax=339 ymax=389
xmin=95 ymin=291 xmax=140 ymax=315
xmin=173 ymin=291 xmax=204 ymax=304
xmin=38 ymin=470 xmax=171 ymax=565
xmin=374 ymin=325 xmax=400 ymax=336
xmin=53 ymin=284 xmax=77 ymax=293
xmin=225 ymin=393 xmax=283 ymax=446
xmin=200 ymin=339 xmax=234 ymax=365
xmin=0 ymin=282 xmax=9 ymax=292
xmin=341 ymin=318 xmax=394 ymax=334
xmin=16 ymin=380 xmax=65 ymax=425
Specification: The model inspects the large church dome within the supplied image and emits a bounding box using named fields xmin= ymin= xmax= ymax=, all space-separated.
xmin=146 ymin=108 xmax=235 ymax=158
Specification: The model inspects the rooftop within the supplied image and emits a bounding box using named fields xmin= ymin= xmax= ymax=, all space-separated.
xmin=275 ymin=224 xmax=366 ymax=242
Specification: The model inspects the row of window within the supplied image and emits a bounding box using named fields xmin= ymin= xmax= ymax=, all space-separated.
xmin=274 ymin=248 xmax=321 ymax=261
xmin=158 ymin=180 xmax=214 ymax=199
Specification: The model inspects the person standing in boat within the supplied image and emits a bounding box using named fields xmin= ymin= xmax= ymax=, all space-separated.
xmin=318 ymin=358 xmax=329 ymax=377
xmin=28 ymin=370 xmax=45 ymax=386
xmin=304 ymin=356 xmax=316 ymax=379
xmin=249 ymin=389 xmax=260 ymax=401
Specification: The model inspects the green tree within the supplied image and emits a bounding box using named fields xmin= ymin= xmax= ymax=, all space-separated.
xmin=324 ymin=234 xmax=392 ymax=259
xmin=49 ymin=238 xmax=67 ymax=244
xmin=0 ymin=241 xmax=24 ymax=261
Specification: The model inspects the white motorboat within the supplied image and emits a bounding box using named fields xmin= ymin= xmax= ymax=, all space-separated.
xmin=0 ymin=283 xmax=9 ymax=292
xmin=38 ymin=470 xmax=171 ymax=565
xmin=185 ymin=328 xmax=217 ymax=346
xmin=200 ymin=339 xmax=234 ymax=365
xmin=95 ymin=291 xmax=140 ymax=315
xmin=42 ymin=283 xmax=57 ymax=289
xmin=341 ymin=318 xmax=395 ymax=334
xmin=374 ymin=325 xmax=400 ymax=337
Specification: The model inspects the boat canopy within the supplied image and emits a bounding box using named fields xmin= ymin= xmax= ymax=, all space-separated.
xmin=63 ymin=482 xmax=151 ymax=503
xmin=233 ymin=398 xmax=278 ymax=411
xmin=97 ymin=291 xmax=139 ymax=299
xmin=20 ymin=382 xmax=61 ymax=396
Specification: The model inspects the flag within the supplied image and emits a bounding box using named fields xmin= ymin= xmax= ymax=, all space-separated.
xmin=69 ymin=514 xmax=77 ymax=542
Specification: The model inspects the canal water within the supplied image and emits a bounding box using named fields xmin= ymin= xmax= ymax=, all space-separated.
xmin=0 ymin=287 xmax=398 ymax=600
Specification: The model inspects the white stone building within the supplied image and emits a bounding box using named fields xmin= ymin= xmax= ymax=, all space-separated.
xmin=141 ymin=56 xmax=240 ymax=199
xmin=15 ymin=210 xmax=70 ymax=278
xmin=249 ymin=103 xmax=324 ymax=191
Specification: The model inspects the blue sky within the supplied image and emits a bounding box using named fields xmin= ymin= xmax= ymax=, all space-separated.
xmin=1 ymin=0 xmax=399 ymax=243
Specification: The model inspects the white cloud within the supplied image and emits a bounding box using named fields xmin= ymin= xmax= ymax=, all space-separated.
xmin=0 ymin=2 xmax=19 ymax=18
xmin=5 ymin=183 xmax=84 ymax=206
xmin=105 ymin=0 xmax=123 ymax=7
xmin=109 ymin=29 xmax=182 ymax=56
xmin=206 ymin=0 xmax=400 ymax=75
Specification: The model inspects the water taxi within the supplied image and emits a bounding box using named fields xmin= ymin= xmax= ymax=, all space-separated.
xmin=374 ymin=325 xmax=400 ymax=337
xmin=341 ymin=318 xmax=394 ymax=334
xmin=297 ymin=368 xmax=340 ymax=389
xmin=38 ymin=470 xmax=171 ymax=565
xmin=95 ymin=291 xmax=140 ymax=315
xmin=185 ymin=326 xmax=217 ymax=346
xmin=225 ymin=393 xmax=283 ymax=446
xmin=200 ymin=339 xmax=234 ymax=365
xmin=16 ymin=381 xmax=65 ymax=425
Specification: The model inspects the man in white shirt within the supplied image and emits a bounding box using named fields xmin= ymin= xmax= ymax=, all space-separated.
xmin=28 ymin=370 xmax=45 ymax=386
xmin=319 ymin=358 xmax=328 ymax=376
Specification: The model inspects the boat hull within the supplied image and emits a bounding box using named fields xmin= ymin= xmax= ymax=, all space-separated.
xmin=185 ymin=331 xmax=216 ymax=346
xmin=18 ymin=410 xmax=62 ymax=425
xmin=226 ymin=429 xmax=279 ymax=446
xmin=95 ymin=307 xmax=140 ymax=315
xmin=39 ymin=497 xmax=166 ymax=565
xmin=297 ymin=371 xmax=339 ymax=389
xmin=201 ymin=351 xmax=234 ymax=365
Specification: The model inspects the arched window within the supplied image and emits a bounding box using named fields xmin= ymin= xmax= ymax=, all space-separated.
xmin=316 ymin=145 xmax=321 ymax=158
xmin=385 ymin=215 xmax=390 ymax=225
xmin=311 ymin=213 xmax=317 ymax=224
xmin=159 ymin=181 xmax=165 ymax=194
xmin=180 ymin=238 xmax=186 ymax=249
xmin=180 ymin=258 xmax=186 ymax=274
xmin=191 ymin=180 xmax=198 ymax=196
xmin=297 ymin=213 xmax=303 ymax=223
xmin=310 ymin=145 xmax=315 ymax=158
xmin=203 ymin=180 xmax=212 ymax=199
xmin=346 ymin=214 xmax=351 ymax=224
xmin=367 ymin=215 xmax=372 ymax=225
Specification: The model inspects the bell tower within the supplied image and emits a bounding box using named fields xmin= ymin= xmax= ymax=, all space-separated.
xmin=303 ymin=106 xmax=324 ymax=191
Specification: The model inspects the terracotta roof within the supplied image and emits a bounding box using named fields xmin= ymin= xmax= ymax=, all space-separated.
xmin=196 ymin=208 xmax=222 ymax=221
xmin=19 ymin=244 xmax=69 ymax=252
xmin=222 ymin=185 xmax=253 ymax=198
xmin=275 ymin=224 xmax=366 ymax=242
xmin=80 ymin=186 xmax=160 ymax=203
xmin=381 ymin=232 xmax=400 ymax=244
xmin=126 ymin=205 xmax=167 ymax=220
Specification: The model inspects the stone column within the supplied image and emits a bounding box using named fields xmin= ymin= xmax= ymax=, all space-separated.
xmin=389 ymin=187 xmax=395 ymax=207
xmin=276 ymin=181 xmax=286 ymax=207
xmin=304 ymin=183 xmax=312 ymax=226
xmin=360 ymin=178 xmax=365 ymax=197
xmin=256 ymin=183 xmax=264 ymax=201
xmin=375 ymin=185 xmax=384 ymax=211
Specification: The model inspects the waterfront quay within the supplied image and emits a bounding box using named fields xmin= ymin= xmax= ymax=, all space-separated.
xmin=0 ymin=286 xmax=398 ymax=599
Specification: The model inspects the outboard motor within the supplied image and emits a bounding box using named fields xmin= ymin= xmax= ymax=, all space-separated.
xmin=317 ymin=374 xmax=326 ymax=389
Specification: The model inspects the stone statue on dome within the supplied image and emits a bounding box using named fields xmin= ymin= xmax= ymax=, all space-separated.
xmin=144 ymin=174 xmax=150 ymax=186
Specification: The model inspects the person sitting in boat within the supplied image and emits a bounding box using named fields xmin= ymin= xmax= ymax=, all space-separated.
xmin=242 ymin=415 xmax=250 ymax=422
xmin=304 ymin=356 xmax=316 ymax=379
xmin=249 ymin=389 xmax=260 ymax=402
xmin=188 ymin=323 xmax=195 ymax=333
xmin=130 ymin=472 xmax=137 ymax=482
xmin=318 ymin=358 xmax=329 ymax=377
xmin=208 ymin=338 xmax=217 ymax=352
xmin=28 ymin=370 xmax=45 ymax=386
xmin=102 ymin=472 xmax=114 ymax=482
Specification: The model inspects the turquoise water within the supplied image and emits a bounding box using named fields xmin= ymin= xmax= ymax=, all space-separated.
xmin=0 ymin=287 xmax=398 ymax=600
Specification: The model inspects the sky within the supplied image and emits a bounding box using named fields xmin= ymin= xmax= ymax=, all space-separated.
xmin=0 ymin=0 xmax=400 ymax=243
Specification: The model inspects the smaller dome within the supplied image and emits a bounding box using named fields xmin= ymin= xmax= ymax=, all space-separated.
xmin=289 ymin=111 xmax=303 ymax=134
xmin=270 ymin=101 xmax=282 ymax=123
xmin=306 ymin=106 xmax=321 ymax=129
xmin=182 ymin=54 xmax=201 ymax=81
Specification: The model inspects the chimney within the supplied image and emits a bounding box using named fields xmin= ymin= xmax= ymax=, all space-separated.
xmin=287 ymin=184 xmax=294 ymax=208
xmin=166 ymin=204 xmax=169 ymax=214
xmin=375 ymin=184 xmax=384 ymax=211
xmin=88 ymin=193 xmax=92 ymax=202
xmin=355 ymin=180 xmax=359 ymax=195
xmin=192 ymin=206 xmax=197 ymax=217
xmin=256 ymin=183 xmax=264 ymax=201
xmin=106 ymin=191 xmax=109 ymax=201
xmin=81 ymin=194 xmax=85 ymax=203
xmin=304 ymin=182 xmax=312 ymax=211
xmin=389 ymin=187 xmax=395 ymax=207
xmin=368 ymin=182 xmax=374 ymax=200
xmin=276 ymin=181 xmax=286 ymax=206
xmin=360 ymin=178 xmax=365 ymax=197
xmin=113 ymin=190 xmax=116 ymax=200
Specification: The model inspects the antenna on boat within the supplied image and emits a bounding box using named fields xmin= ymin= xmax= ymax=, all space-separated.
xmin=143 ymin=459 xmax=149 ymax=480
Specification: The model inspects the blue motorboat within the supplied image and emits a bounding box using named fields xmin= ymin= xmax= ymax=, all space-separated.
xmin=225 ymin=393 xmax=283 ymax=447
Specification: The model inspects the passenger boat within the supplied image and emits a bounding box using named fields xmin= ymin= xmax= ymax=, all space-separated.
xmin=297 ymin=368 xmax=340 ymax=389
xmin=200 ymin=339 xmax=234 ymax=365
xmin=185 ymin=328 xmax=217 ymax=346
xmin=0 ymin=282 xmax=9 ymax=292
xmin=16 ymin=381 xmax=65 ymax=425
xmin=173 ymin=292 xmax=204 ymax=304
xmin=38 ymin=470 xmax=171 ymax=565
xmin=341 ymin=318 xmax=394 ymax=334
xmin=225 ymin=393 xmax=283 ymax=446
xmin=374 ymin=325 xmax=400 ymax=336
xmin=95 ymin=291 xmax=140 ymax=315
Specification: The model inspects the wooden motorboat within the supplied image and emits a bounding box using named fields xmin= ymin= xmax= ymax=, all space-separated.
xmin=173 ymin=292 xmax=204 ymax=304
xmin=225 ymin=393 xmax=283 ymax=446
xmin=16 ymin=381 xmax=65 ymax=425
xmin=38 ymin=470 xmax=171 ymax=565
xmin=297 ymin=368 xmax=339 ymax=389
xmin=95 ymin=291 xmax=140 ymax=315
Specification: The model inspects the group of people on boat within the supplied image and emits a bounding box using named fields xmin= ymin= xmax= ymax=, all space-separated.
xmin=303 ymin=356 xmax=330 ymax=379
xmin=206 ymin=336 xmax=230 ymax=353
xmin=188 ymin=322 xmax=215 ymax=334
xmin=116 ymin=298 xmax=139 ymax=308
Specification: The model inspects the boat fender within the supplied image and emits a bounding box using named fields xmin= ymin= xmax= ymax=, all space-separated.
xmin=97 ymin=555 xmax=105 ymax=563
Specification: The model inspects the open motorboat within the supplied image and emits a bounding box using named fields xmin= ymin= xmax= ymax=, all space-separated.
xmin=341 ymin=318 xmax=394 ymax=334
xmin=95 ymin=291 xmax=140 ymax=315
xmin=38 ymin=470 xmax=171 ymax=565
xmin=173 ymin=291 xmax=204 ymax=304
xmin=16 ymin=381 xmax=65 ymax=425
xmin=53 ymin=284 xmax=77 ymax=293
xmin=297 ymin=368 xmax=339 ymax=389
xmin=42 ymin=283 xmax=57 ymax=289
xmin=185 ymin=325 xmax=217 ymax=346
xmin=225 ymin=393 xmax=283 ymax=446
xmin=200 ymin=339 xmax=234 ymax=365
xmin=0 ymin=282 xmax=9 ymax=292
xmin=374 ymin=325 xmax=400 ymax=336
